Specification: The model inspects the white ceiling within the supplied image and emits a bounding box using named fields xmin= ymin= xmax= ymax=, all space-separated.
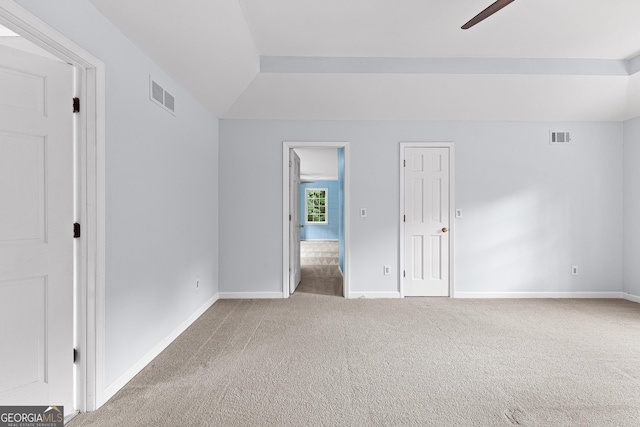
xmin=240 ymin=0 xmax=640 ymax=60
xmin=295 ymin=148 xmax=338 ymax=181
xmin=87 ymin=0 xmax=258 ymax=116
xmin=88 ymin=0 xmax=640 ymax=121
xmin=0 ymin=23 xmax=63 ymax=62
xmin=0 ymin=23 xmax=18 ymax=36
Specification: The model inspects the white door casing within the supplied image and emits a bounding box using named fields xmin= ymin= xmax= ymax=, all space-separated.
xmin=400 ymin=143 xmax=454 ymax=297
xmin=289 ymin=149 xmax=301 ymax=293
xmin=0 ymin=1 xmax=107 ymax=412
xmin=0 ymin=45 xmax=74 ymax=408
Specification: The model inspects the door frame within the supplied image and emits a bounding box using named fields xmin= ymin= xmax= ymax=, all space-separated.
xmin=282 ymin=142 xmax=350 ymax=298
xmin=0 ymin=1 xmax=106 ymax=412
xmin=289 ymin=149 xmax=301 ymax=293
xmin=399 ymin=142 xmax=455 ymax=298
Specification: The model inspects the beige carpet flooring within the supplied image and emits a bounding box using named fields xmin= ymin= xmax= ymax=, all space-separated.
xmin=69 ymin=297 xmax=640 ymax=426
xmin=296 ymin=241 xmax=343 ymax=297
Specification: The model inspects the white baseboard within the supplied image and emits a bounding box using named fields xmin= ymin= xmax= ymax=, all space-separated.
xmin=103 ymin=293 xmax=219 ymax=403
xmin=219 ymin=292 xmax=284 ymax=299
xmin=622 ymin=293 xmax=640 ymax=303
xmin=301 ymin=239 xmax=339 ymax=241
xmin=455 ymin=292 xmax=624 ymax=299
xmin=349 ymin=291 xmax=401 ymax=299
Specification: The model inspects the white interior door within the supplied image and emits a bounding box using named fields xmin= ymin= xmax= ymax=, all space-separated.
xmin=0 ymin=45 xmax=74 ymax=409
xmin=403 ymin=147 xmax=451 ymax=297
xmin=289 ymin=149 xmax=301 ymax=293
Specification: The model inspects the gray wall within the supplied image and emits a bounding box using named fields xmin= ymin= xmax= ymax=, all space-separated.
xmin=17 ymin=0 xmax=220 ymax=385
xmin=624 ymin=117 xmax=640 ymax=296
xmin=220 ymin=120 xmax=623 ymax=296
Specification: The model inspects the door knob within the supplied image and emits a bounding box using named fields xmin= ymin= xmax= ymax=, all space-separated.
xmin=442 ymin=227 xmax=448 ymax=233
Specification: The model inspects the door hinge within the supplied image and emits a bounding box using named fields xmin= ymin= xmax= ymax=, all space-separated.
xmin=403 ymin=160 xmax=406 ymax=167
xmin=73 ymin=97 xmax=80 ymax=113
xmin=289 ymin=214 xmax=292 ymax=221
xmin=403 ymin=215 xmax=406 ymax=222
xmin=403 ymin=270 xmax=406 ymax=278
xmin=73 ymin=348 xmax=78 ymax=364
xmin=289 ymin=160 xmax=292 ymax=167
xmin=73 ymin=223 xmax=81 ymax=238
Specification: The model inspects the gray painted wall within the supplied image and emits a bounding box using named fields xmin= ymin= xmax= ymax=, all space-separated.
xmin=624 ymin=117 xmax=640 ymax=296
xmin=220 ymin=120 xmax=623 ymax=296
xmin=17 ymin=0 xmax=220 ymax=385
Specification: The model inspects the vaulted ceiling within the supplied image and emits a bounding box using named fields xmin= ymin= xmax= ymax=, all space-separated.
xmin=88 ymin=0 xmax=640 ymax=121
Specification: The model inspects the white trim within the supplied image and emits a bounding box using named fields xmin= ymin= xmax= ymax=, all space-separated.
xmin=261 ymin=56 xmax=631 ymax=77
xmin=283 ymin=142 xmax=350 ymax=299
xmin=455 ymin=292 xmax=625 ymax=299
xmin=399 ymin=142 xmax=455 ymax=298
xmin=302 ymin=239 xmax=339 ymax=241
xmin=103 ymin=294 xmax=218 ymax=402
xmin=0 ymin=1 xmax=106 ymax=412
xmin=349 ymin=292 xmax=401 ymax=299
xmin=219 ymin=292 xmax=284 ymax=299
xmin=622 ymin=293 xmax=640 ymax=303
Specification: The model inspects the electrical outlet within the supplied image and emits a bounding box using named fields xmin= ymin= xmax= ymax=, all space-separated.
xmin=571 ymin=266 xmax=578 ymax=276
xmin=456 ymin=209 xmax=463 ymax=218
xmin=384 ymin=265 xmax=390 ymax=275
xmin=361 ymin=208 xmax=367 ymax=218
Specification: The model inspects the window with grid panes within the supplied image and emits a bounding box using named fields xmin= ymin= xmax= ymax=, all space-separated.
xmin=305 ymin=188 xmax=328 ymax=224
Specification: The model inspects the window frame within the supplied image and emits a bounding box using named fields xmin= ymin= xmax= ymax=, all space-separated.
xmin=305 ymin=187 xmax=328 ymax=224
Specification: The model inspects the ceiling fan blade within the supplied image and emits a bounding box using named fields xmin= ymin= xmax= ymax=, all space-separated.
xmin=462 ymin=0 xmax=515 ymax=29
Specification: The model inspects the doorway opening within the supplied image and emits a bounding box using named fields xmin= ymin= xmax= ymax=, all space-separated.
xmin=283 ymin=142 xmax=349 ymax=298
xmin=297 ymin=148 xmax=342 ymax=296
xmin=0 ymin=3 xmax=106 ymax=414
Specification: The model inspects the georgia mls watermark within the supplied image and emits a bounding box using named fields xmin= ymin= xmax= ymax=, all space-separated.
xmin=0 ymin=406 xmax=63 ymax=427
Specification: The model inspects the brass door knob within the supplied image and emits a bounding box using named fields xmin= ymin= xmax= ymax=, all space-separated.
xmin=442 ymin=227 xmax=448 ymax=233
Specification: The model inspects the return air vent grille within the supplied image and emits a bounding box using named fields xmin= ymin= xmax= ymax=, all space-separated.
xmin=164 ymin=92 xmax=175 ymax=112
xmin=149 ymin=77 xmax=175 ymax=115
xmin=550 ymin=131 xmax=571 ymax=145
xmin=151 ymin=81 xmax=163 ymax=104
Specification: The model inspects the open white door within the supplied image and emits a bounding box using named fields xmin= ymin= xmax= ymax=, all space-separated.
xmin=402 ymin=145 xmax=453 ymax=297
xmin=289 ymin=149 xmax=301 ymax=293
xmin=0 ymin=45 xmax=75 ymax=410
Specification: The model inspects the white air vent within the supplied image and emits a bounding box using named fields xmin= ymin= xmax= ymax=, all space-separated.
xmin=149 ymin=77 xmax=175 ymax=115
xmin=550 ymin=131 xmax=571 ymax=145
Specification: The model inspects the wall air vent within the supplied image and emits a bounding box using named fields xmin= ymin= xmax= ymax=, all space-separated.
xmin=149 ymin=76 xmax=175 ymax=115
xmin=550 ymin=131 xmax=571 ymax=145
xmin=164 ymin=91 xmax=175 ymax=113
xmin=151 ymin=80 xmax=163 ymax=104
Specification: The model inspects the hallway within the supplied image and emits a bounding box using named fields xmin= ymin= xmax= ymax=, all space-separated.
xmin=295 ymin=241 xmax=343 ymax=297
